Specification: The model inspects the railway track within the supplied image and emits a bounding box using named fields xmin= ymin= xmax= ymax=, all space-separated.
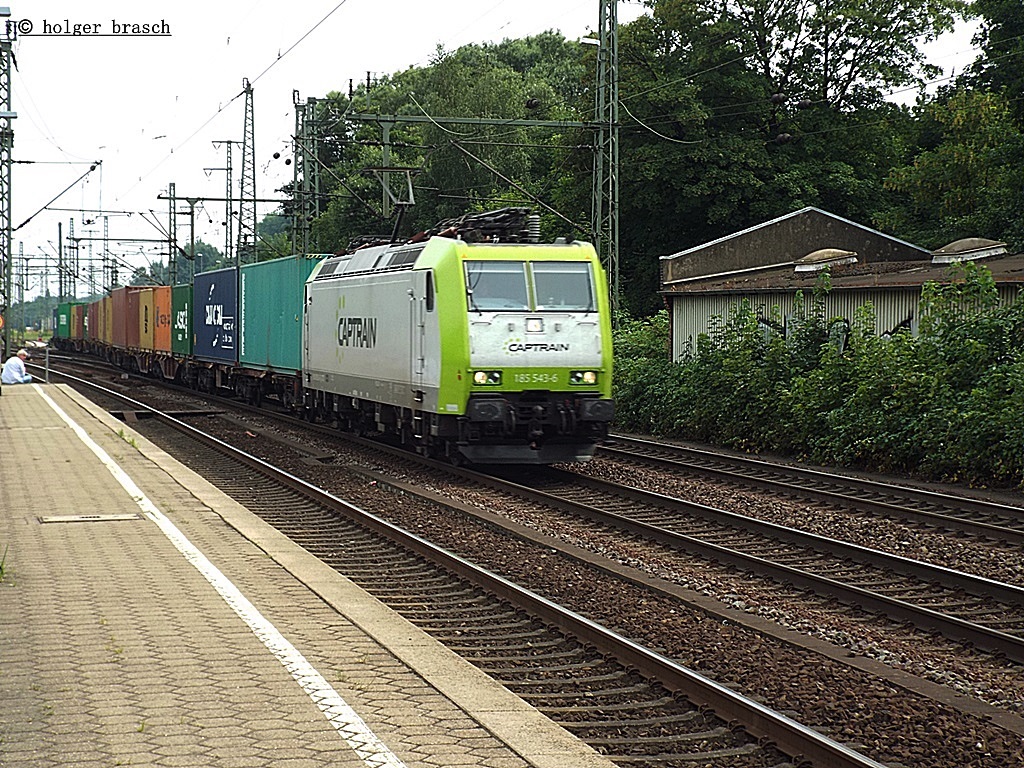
xmin=600 ymin=434 xmax=1024 ymax=544
xmin=43 ymin=360 xmax=1024 ymax=764
xmin=47 ymin=356 xmax=1024 ymax=662
xmin=485 ymin=465 xmax=1024 ymax=663
xmin=48 ymin=368 xmax=888 ymax=768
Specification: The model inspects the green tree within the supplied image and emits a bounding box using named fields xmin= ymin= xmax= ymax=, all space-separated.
xmin=309 ymin=34 xmax=593 ymax=251
xmin=256 ymin=213 xmax=292 ymax=261
xmin=168 ymin=239 xmax=224 ymax=284
xmin=882 ymin=89 xmax=1024 ymax=248
xmin=969 ymin=0 xmax=1024 ymax=125
xmin=645 ymin=0 xmax=967 ymax=109
xmin=610 ymin=1 xmax=934 ymax=314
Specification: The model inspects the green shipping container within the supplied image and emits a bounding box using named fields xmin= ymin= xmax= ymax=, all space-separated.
xmin=55 ymin=301 xmax=73 ymax=339
xmin=171 ymin=284 xmax=193 ymax=357
xmin=239 ymin=255 xmax=323 ymax=373
xmin=54 ymin=302 xmax=88 ymax=340
xmin=55 ymin=303 xmax=71 ymax=339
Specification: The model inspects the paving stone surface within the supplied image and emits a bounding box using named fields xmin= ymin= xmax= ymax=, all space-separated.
xmin=0 ymin=385 xmax=616 ymax=768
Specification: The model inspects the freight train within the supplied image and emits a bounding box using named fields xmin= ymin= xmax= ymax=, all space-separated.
xmin=52 ymin=209 xmax=615 ymax=464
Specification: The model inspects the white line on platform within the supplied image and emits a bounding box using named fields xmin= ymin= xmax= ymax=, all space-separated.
xmin=35 ymin=384 xmax=409 ymax=768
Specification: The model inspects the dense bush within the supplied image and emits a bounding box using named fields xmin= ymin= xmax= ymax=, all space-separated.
xmin=612 ymin=263 xmax=1024 ymax=487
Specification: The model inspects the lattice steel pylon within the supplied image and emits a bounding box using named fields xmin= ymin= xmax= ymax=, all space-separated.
xmin=208 ymin=140 xmax=239 ymax=267
xmin=0 ymin=18 xmax=14 ymax=357
xmin=592 ymin=0 xmax=620 ymax=318
xmin=291 ymin=92 xmax=317 ymax=256
xmin=236 ymin=79 xmax=256 ymax=264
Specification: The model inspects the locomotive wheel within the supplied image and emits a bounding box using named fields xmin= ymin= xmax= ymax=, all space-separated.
xmin=445 ymin=444 xmax=464 ymax=467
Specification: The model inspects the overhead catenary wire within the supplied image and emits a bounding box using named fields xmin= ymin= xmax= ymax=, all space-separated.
xmin=120 ymin=1 xmax=354 ymax=202
xmin=15 ymin=162 xmax=103 ymax=232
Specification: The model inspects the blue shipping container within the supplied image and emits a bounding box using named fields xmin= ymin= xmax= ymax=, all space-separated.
xmin=192 ymin=267 xmax=238 ymax=364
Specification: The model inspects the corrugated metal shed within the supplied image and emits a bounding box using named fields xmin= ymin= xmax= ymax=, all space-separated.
xmin=660 ymin=208 xmax=1024 ymax=360
xmin=661 ymin=207 xmax=929 ymax=285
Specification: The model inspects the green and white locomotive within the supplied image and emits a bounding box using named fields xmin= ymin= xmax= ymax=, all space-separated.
xmin=302 ymin=210 xmax=615 ymax=464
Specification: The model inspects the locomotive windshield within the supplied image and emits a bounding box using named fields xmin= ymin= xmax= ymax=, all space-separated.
xmin=532 ymin=262 xmax=595 ymax=311
xmin=465 ymin=262 xmax=530 ymax=310
xmin=465 ymin=261 xmax=596 ymax=312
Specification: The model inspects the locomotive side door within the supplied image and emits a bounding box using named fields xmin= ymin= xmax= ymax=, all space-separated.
xmin=410 ymin=270 xmax=427 ymax=397
xmin=302 ymin=283 xmax=311 ymax=376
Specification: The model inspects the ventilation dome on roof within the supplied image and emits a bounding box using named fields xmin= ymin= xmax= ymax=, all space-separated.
xmin=931 ymin=238 xmax=1007 ymax=264
xmin=794 ymin=248 xmax=858 ymax=272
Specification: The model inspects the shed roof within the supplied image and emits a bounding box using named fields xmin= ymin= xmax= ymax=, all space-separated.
xmin=662 ymin=252 xmax=1024 ymax=295
xmin=660 ymin=207 xmax=1023 ymax=295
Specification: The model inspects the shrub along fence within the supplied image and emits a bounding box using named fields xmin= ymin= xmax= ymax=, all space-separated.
xmin=613 ymin=262 xmax=1024 ymax=487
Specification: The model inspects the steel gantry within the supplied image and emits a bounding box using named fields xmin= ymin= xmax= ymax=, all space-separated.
xmin=291 ymin=91 xmax=325 ymax=258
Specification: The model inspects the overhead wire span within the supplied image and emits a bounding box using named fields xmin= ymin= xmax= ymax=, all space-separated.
xmin=408 ymin=93 xmax=476 ymax=136
xmin=121 ymin=1 xmax=354 ymax=201
xmin=15 ymin=162 xmax=103 ymax=232
xmin=450 ymin=141 xmax=585 ymax=233
xmin=620 ymin=102 xmax=703 ymax=145
xmin=248 ymin=0 xmax=352 ymax=86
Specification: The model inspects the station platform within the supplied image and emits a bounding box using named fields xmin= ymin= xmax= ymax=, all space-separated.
xmin=0 ymin=383 xmax=616 ymax=768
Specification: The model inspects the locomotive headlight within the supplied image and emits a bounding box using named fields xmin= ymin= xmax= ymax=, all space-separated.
xmin=570 ymin=370 xmax=598 ymax=385
xmin=473 ymin=370 xmax=502 ymax=385
xmin=526 ymin=317 xmax=544 ymax=333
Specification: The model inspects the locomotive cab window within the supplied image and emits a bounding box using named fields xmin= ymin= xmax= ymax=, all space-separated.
xmin=532 ymin=262 xmax=595 ymax=312
xmin=465 ymin=262 xmax=530 ymax=311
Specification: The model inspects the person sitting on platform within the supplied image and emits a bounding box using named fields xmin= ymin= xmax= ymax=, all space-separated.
xmin=1 ymin=349 xmax=32 ymax=384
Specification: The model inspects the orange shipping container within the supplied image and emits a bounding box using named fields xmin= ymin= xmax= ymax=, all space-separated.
xmin=153 ymin=286 xmax=172 ymax=353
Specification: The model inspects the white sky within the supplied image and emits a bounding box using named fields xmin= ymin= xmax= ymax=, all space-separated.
xmin=7 ymin=1 xmax=980 ymax=301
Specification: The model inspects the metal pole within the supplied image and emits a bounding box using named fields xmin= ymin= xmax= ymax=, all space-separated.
xmin=58 ymin=221 xmax=63 ymax=301
xmin=0 ymin=14 xmax=14 ymax=359
xmin=238 ymin=79 xmax=256 ymax=265
xmin=168 ymin=182 xmax=177 ymax=284
xmin=17 ymin=240 xmax=22 ymax=345
xmin=593 ymin=0 xmax=620 ymax=319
